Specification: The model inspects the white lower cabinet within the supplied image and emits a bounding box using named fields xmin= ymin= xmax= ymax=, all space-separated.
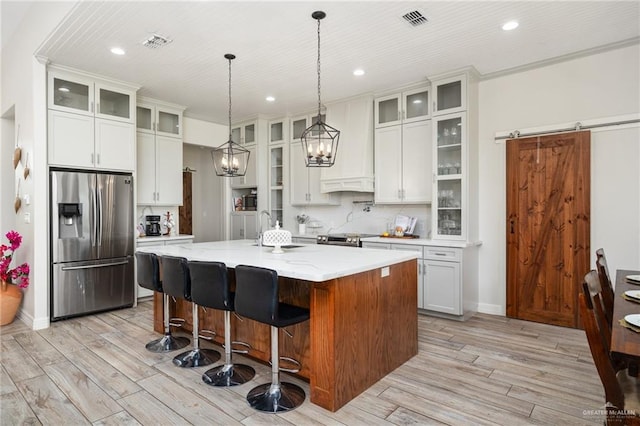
xmin=136 ymin=235 xmax=194 ymax=298
xmin=424 ymin=258 xmax=461 ymax=315
xmin=362 ymin=241 xmax=475 ymax=317
xmin=231 ymin=212 xmax=258 ymax=240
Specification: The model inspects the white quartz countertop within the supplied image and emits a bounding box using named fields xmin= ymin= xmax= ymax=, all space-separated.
xmin=137 ymin=234 xmax=194 ymax=243
xmin=361 ymin=237 xmax=482 ymax=248
xmin=136 ymin=239 xmax=418 ymax=282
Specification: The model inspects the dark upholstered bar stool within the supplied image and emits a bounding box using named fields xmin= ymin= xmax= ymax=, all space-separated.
xmin=135 ymin=252 xmax=189 ymax=352
xmin=188 ymin=261 xmax=256 ymax=386
xmin=234 ymin=265 xmax=310 ymax=413
xmin=161 ymin=255 xmax=220 ymax=367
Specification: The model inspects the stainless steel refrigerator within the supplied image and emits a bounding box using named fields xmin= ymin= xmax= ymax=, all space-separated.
xmin=50 ymin=169 xmax=135 ymax=321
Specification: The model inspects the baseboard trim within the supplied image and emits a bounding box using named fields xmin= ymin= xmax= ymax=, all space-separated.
xmin=17 ymin=309 xmax=50 ymax=330
xmin=477 ymin=303 xmax=505 ymax=316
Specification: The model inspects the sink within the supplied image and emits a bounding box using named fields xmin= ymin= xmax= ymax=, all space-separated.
xmin=252 ymin=244 xmax=304 ymax=249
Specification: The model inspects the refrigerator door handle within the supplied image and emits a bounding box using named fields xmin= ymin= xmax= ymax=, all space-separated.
xmin=97 ymin=186 xmax=103 ymax=246
xmin=91 ymin=184 xmax=98 ymax=245
xmin=61 ymin=259 xmax=129 ymax=271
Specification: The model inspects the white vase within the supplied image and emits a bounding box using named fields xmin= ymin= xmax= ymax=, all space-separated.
xmin=298 ymin=224 xmax=306 ymax=235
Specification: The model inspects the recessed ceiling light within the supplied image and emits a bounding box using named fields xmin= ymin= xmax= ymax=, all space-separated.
xmin=266 ymin=96 xmax=275 ymax=102
xmin=353 ymin=69 xmax=365 ymax=76
xmin=58 ymin=87 xmax=70 ymax=92
xmin=110 ymin=47 xmax=125 ymax=55
xmin=502 ymin=20 xmax=519 ymax=31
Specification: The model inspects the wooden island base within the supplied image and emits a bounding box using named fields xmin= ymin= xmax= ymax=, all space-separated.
xmin=153 ymin=259 xmax=418 ymax=411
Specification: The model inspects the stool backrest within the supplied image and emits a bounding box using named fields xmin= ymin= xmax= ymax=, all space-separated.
xmin=160 ymin=255 xmax=191 ymax=300
xmin=188 ymin=261 xmax=233 ymax=311
xmin=135 ymin=252 xmax=162 ymax=292
xmin=234 ymin=265 xmax=278 ymax=325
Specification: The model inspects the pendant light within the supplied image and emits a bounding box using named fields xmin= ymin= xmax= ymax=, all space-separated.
xmin=301 ymin=11 xmax=340 ymax=167
xmin=212 ymin=54 xmax=250 ymax=177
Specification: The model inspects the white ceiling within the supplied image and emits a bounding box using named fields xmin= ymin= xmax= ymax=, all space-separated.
xmin=29 ymin=1 xmax=640 ymax=124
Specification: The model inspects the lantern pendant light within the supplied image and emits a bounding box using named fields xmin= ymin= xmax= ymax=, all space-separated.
xmin=301 ymin=11 xmax=340 ymax=167
xmin=212 ymin=54 xmax=250 ymax=177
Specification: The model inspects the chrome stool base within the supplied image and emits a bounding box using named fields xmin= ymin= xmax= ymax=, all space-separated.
xmin=173 ymin=348 xmax=220 ymax=368
xmin=246 ymin=382 xmax=305 ymax=413
xmin=145 ymin=335 xmax=190 ymax=353
xmin=203 ymin=363 xmax=255 ymax=387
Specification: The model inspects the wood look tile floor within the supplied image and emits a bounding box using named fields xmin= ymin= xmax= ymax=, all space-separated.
xmin=1 ymin=300 xmax=606 ymax=425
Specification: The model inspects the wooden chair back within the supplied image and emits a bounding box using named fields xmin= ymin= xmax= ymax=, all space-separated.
xmin=579 ymin=275 xmax=625 ymax=412
xmin=595 ymin=248 xmax=615 ymax=326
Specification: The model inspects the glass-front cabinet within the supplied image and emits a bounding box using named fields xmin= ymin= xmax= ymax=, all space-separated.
xmin=269 ymin=146 xmax=284 ymax=226
xmin=432 ymin=75 xmax=466 ymax=116
xmin=136 ymin=102 xmax=183 ymax=138
xmin=48 ymin=71 xmax=135 ymax=123
xmin=232 ymin=121 xmax=256 ymax=145
xmin=433 ymin=112 xmax=465 ymax=238
xmin=290 ymin=114 xmax=325 ymax=143
xmin=374 ymin=86 xmax=430 ymax=128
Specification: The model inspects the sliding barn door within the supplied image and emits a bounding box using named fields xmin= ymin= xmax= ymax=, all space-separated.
xmin=506 ymin=131 xmax=590 ymax=328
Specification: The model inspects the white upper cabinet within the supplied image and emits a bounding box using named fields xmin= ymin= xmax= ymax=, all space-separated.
xmin=136 ymin=133 xmax=183 ymax=206
xmin=47 ymin=67 xmax=139 ymax=171
xmin=374 ymin=86 xmax=430 ymax=128
xmin=374 ymin=120 xmax=432 ymax=204
xmin=290 ymin=141 xmax=339 ymax=206
xmin=269 ymin=118 xmax=289 ymax=145
xmin=48 ymin=70 xmax=135 ymax=123
xmin=135 ymin=97 xmax=185 ymax=206
xmin=321 ymin=96 xmax=374 ymax=193
xmin=432 ymin=74 xmax=467 ymax=116
xmin=230 ymin=144 xmax=257 ymax=188
xmin=374 ymin=85 xmax=432 ymax=204
xmin=136 ymin=98 xmax=184 ymax=138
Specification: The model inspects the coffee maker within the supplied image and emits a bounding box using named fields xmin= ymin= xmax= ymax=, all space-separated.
xmin=145 ymin=215 xmax=162 ymax=236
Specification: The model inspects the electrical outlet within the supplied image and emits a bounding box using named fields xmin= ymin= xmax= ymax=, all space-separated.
xmin=24 ymin=212 xmax=30 ymax=224
xmin=381 ymin=266 xmax=390 ymax=277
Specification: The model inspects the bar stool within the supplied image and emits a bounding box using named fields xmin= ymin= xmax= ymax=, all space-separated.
xmin=188 ymin=260 xmax=255 ymax=386
xmin=161 ymin=255 xmax=221 ymax=368
xmin=234 ymin=265 xmax=310 ymax=413
xmin=135 ymin=252 xmax=189 ymax=352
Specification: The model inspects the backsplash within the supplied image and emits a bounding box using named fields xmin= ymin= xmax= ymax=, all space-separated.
xmin=136 ymin=206 xmax=180 ymax=237
xmin=287 ymin=193 xmax=431 ymax=238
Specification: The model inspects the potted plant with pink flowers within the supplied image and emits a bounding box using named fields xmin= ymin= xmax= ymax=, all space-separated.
xmin=0 ymin=230 xmax=30 ymax=325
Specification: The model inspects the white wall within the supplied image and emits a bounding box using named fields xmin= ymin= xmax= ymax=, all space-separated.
xmin=1 ymin=2 xmax=76 ymax=329
xmin=477 ymin=44 xmax=640 ymax=315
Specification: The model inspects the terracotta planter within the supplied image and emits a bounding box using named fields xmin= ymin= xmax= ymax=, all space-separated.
xmin=0 ymin=280 xmax=23 ymax=326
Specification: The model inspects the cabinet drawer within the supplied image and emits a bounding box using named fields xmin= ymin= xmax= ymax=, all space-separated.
xmin=362 ymin=242 xmax=390 ymax=250
xmin=390 ymin=244 xmax=424 ymax=258
xmin=424 ymin=247 xmax=461 ymax=261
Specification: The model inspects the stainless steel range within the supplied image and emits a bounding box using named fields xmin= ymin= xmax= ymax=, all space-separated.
xmin=316 ymin=233 xmax=378 ymax=247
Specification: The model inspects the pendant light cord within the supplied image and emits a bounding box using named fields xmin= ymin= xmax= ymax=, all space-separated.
xmin=228 ymin=57 xmax=233 ymax=140
xmin=316 ymin=17 xmax=322 ymax=117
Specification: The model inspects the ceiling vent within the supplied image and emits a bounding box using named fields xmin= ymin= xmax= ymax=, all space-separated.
xmin=402 ymin=10 xmax=428 ymax=27
xmin=142 ymin=34 xmax=173 ymax=49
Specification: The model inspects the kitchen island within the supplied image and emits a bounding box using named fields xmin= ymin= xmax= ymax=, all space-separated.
xmin=137 ymin=240 xmax=418 ymax=411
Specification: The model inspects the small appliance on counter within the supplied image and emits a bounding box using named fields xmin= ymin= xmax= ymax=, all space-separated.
xmin=316 ymin=233 xmax=379 ymax=247
xmin=242 ymin=193 xmax=257 ymax=211
xmin=145 ymin=215 xmax=162 ymax=236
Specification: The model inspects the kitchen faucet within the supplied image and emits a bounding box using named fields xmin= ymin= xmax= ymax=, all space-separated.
xmin=257 ymin=210 xmax=272 ymax=247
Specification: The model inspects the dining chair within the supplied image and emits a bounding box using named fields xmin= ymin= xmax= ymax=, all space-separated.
xmin=595 ymin=248 xmax=616 ymax=327
xmin=580 ymin=273 xmax=640 ymax=425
